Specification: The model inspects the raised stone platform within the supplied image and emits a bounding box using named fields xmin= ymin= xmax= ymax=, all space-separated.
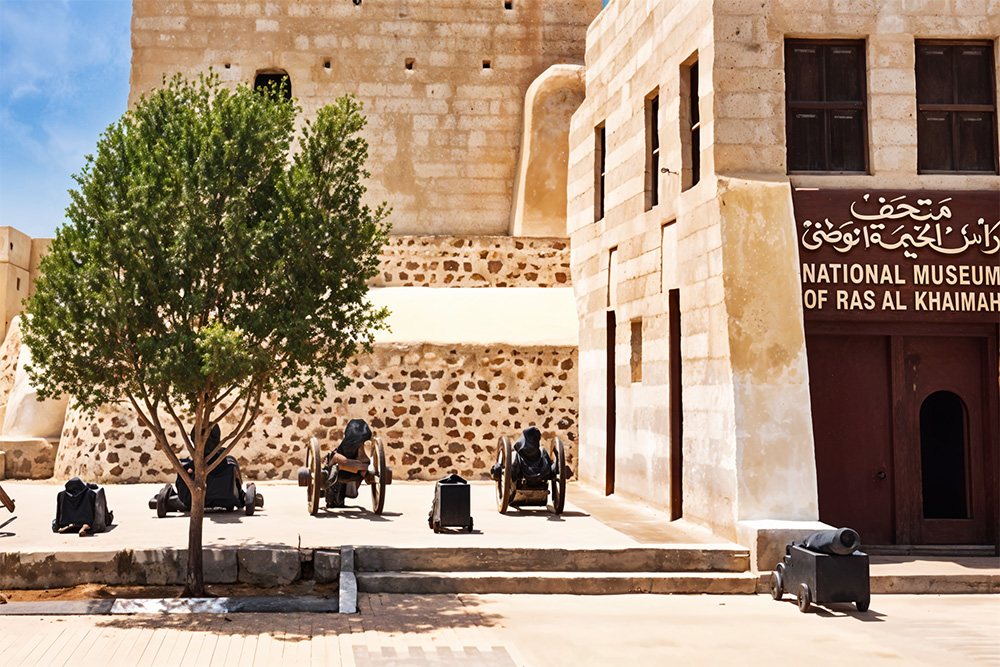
xmin=2 ymin=480 xmax=994 ymax=596
xmin=0 ymin=480 xmax=748 ymax=595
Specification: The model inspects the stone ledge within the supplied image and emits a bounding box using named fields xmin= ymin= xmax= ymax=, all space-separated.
xmin=0 ymin=437 xmax=58 ymax=480
xmin=0 ymin=546 xmax=321 ymax=589
xmin=357 ymin=571 xmax=759 ymax=595
xmin=737 ymin=519 xmax=833 ymax=574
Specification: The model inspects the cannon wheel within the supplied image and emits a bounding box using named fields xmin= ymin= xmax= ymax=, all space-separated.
xmin=550 ymin=437 xmax=567 ymax=515
xmin=370 ymin=437 xmax=388 ymax=515
xmin=306 ymin=437 xmax=323 ymax=516
xmin=769 ymin=570 xmax=784 ymax=600
xmin=797 ymin=583 xmax=812 ymax=613
xmin=495 ymin=436 xmax=513 ymax=513
xmin=244 ymin=483 xmax=256 ymax=516
xmin=0 ymin=483 xmax=14 ymax=513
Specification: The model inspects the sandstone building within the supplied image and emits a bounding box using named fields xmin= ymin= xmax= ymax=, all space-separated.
xmin=0 ymin=0 xmax=602 ymax=484
xmin=569 ymin=0 xmax=999 ymax=562
xmin=1 ymin=0 xmax=997 ymax=568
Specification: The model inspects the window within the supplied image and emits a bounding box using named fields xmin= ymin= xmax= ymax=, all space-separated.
xmin=785 ymin=40 xmax=867 ymax=172
xmin=595 ymin=123 xmax=606 ymax=221
xmin=254 ymin=71 xmax=291 ymax=100
xmin=916 ymin=41 xmax=998 ymax=173
xmin=681 ymin=56 xmax=700 ymax=190
xmin=630 ymin=320 xmax=643 ymax=383
xmin=645 ymin=92 xmax=660 ymax=210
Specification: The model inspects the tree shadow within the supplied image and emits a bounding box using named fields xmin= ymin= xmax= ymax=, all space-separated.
xmin=89 ymin=591 xmax=505 ymax=644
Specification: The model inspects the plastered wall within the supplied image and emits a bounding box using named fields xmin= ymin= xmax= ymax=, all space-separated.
xmin=129 ymin=0 xmax=602 ymax=236
xmin=567 ymin=0 xmax=998 ymax=539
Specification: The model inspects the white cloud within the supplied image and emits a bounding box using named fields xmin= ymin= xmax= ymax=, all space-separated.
xmin=0 ymin=0 xmax=132 ymax=238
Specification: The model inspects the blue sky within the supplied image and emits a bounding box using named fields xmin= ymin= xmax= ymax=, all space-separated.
xmin=1 ymin=1 xmax=608 ymax=239
xmin=0 ymin=0 xmax=131 ymax=239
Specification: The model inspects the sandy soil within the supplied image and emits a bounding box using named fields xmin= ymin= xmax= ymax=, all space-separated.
xmin=0 ymin=581 xmax=340 ymax=603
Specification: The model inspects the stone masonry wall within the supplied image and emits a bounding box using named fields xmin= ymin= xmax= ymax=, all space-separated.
xmin=129 ymin=0 xmax=602 ymax=236
xmin=372 ymin=236 xmax=570 ymax=287
xmin=55 ymin=343 xmax=578 ymax=484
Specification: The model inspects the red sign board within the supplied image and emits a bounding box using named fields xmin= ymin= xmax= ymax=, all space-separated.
xmin=792 ymin=189 xmax=1000 ymax=324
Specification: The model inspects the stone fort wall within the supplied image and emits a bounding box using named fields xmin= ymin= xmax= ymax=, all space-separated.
xmin=129 ymin=0 xmax=603 ymax=236
xmin=55 ymin=342 xmax=577 ymax=484
xmin=0 ymin=236 xmax=578 ymax=482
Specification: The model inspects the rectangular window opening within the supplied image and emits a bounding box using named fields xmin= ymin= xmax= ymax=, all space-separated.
xmin=630 ymin=320 xmax=643 ymax=384
xmin=405 ymin=58 xmax=415 ymax=70
xmin=680 ymin=55 xmax=700 ymax=190
xmin=595 ymin=123 xmax=606 ymax=222
xmin=504 ymin=0 xmax=513 ymax=9
xmin=785 ymin=39 xmax=869 ymax=173
xmin=645 ymin=91 xmax=660 ymax=211
xmin=482 ymin=60 xmax=491 ymax=69
xmin=916 ymin=40 xmax=997 ymax=173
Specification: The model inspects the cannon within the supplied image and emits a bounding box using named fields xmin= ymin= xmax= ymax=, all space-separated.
xmin=491 ymin=427 xmax=568 ymax=515
xmin=429 ymin=474 xmax=473 ymax=533
xmin=297 ymin=419 xmax=391 ymax=515
xmin=149 ymin=425 xmax=263 ymax=517
xmin=769 ymin=528 xmax=870 ymax=613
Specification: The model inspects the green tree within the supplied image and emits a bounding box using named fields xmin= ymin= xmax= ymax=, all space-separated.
xmin=22 ymin=73 xmax=390 ymax=596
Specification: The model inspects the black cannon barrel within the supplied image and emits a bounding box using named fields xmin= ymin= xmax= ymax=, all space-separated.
xmin=799 ymin=528 xmax=861 ymax=555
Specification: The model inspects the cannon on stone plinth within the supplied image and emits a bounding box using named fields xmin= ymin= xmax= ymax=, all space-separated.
xmin=769 ymin=528 xmax=870 ymax=613
xmin=491 ymin=426 xmax=568 ymax=515
xmin=298 ymin=419 xmax=391 ymax=515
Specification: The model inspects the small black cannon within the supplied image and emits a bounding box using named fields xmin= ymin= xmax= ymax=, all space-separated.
xmin=297 ymin=419 xmax=391 ymax=515
xmin=770 ymin=528 xmax=870 ymax=613
xmin=428 ymin=474 xmax=473 ymax=533
xmin=149 ymin=425 xmax=263 ymax=517
xmin=491 ymin=426 xmax=568 ymax=515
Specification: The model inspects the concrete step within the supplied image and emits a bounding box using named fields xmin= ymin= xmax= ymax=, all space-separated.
xmin=354 ymin=545 xmax=750 ymax=573
xmin=357 ymin=571 xmax=759 ymax=595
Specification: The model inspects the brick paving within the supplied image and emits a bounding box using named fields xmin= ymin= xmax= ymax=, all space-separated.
xmin=2 ymin=593 xmax=998 ymax=666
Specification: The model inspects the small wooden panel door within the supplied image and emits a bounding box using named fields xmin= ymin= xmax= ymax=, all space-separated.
xmin=896 ymin=336 xmax=993 ymax=544
xmin=808 ymin=334 xmax=895 ymax=544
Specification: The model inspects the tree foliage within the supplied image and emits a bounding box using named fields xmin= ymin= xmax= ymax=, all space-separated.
xmin=22 ymin=72 xmax=390 ymax=594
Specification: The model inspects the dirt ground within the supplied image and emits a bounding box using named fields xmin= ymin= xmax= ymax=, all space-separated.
xmin=1 ymin=581 xmax=340 ymax=603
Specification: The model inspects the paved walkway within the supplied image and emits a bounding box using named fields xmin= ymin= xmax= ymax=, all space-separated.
xmin=0 ymin=479 xmax=724 ymax=552
xmin=1 ymin=593 xmax=998 ymax=666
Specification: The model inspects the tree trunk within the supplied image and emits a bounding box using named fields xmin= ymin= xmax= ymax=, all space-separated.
xmin=182 ymin=477 xmax=207 ymax=597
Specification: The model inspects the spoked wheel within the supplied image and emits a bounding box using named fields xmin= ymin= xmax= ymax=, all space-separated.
xmin=549 ymin=437 xmax=567 ymax=515
xmin=495 ymin=435 xmax=513 ymax=513
xmin=370 ymin=437 xmax=389 ymax=515
xmin=244 ymin=483 xmax=256 ymax=516
xmin=305 ymin=437 xmax=323 ymax=516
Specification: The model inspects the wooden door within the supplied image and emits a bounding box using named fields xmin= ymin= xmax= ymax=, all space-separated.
xmin=808 ymin=334 xmax=895 ymax=544
xmin=606 ymin=310 xmax=616 ymax=496
xmin=895 ymin=336 xmax=994 ymax=544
